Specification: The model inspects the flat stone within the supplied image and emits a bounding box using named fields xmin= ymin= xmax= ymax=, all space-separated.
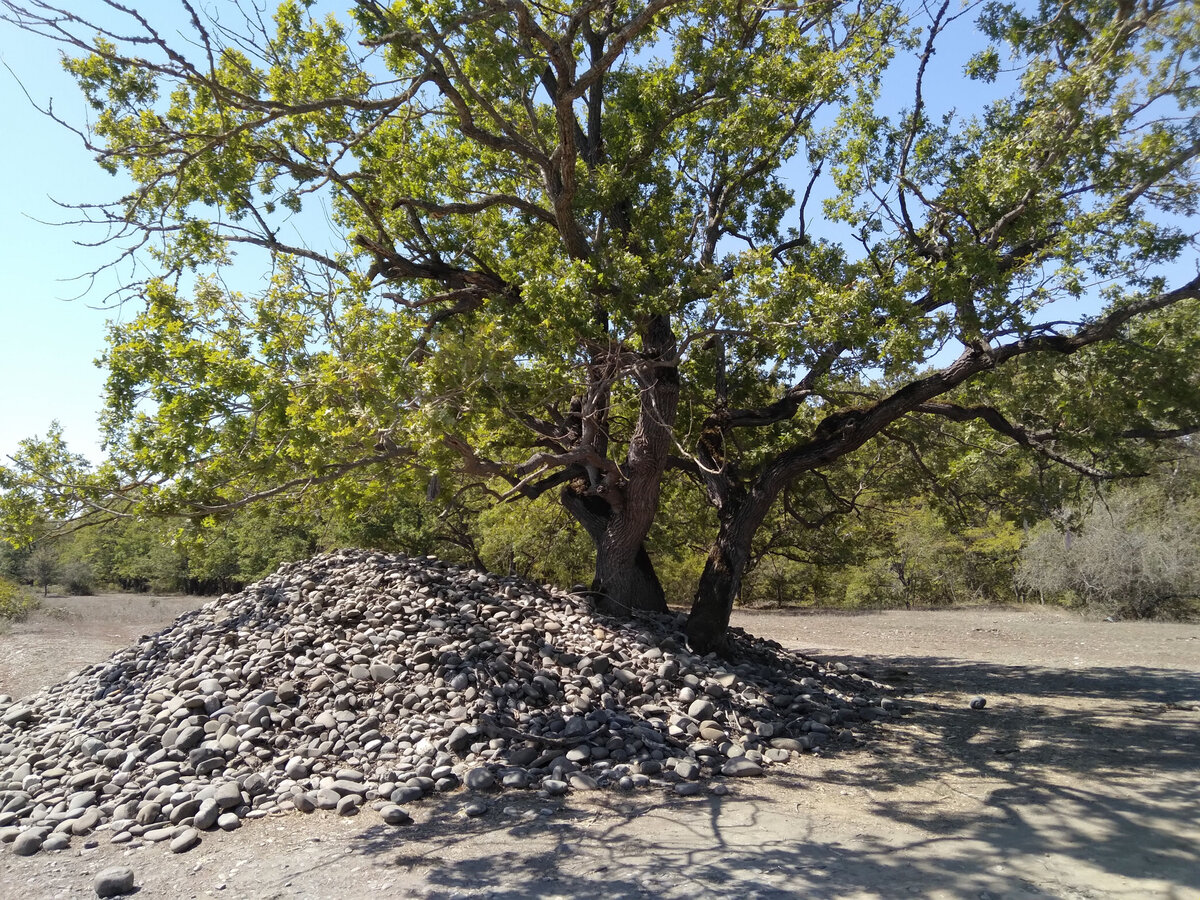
xmin=172 ymin=726 xmax=206 ymax=753
xmin=390 ymin=785 xmax=425 ymax=804
xmin=688 ymin=699 xmax=716 ymax=720
xmin=500 ymin=769 xmax=530 ymax=789
xmin=330 ymin=779 xmax=368 ymax=796
xmin=316 ymin=788 xmax=341 ymax=809
xmin=464 ymin=768 xmax=495 ymax=791
xmin=169 ymin=827 xmax=201 ymax=853
xmin=769 ymin=737 xmax=805 ymax=753
xmin=42 ymin=832 xmax=71 ymax=852
xmin=94 ymin=866 xmax=136 ymax=898
xmin=214 ymin=782 xmax=243 ymax=809
xmin=194 ymin=798 xmax=220 ymax=830
xmin=542 ymin=779 xmax=569 ymax=797
xmin=71 ymin=807 xmax=102 ymax=835
xmin=12 ymin=828 xmax=46 ymax=856
xmin=68 ymin=790 xmax=98 ymax=810
xmin=169 ymin=798 xmax=202 ymax=824
xmin=1 ymin=705 xmax=33 ymax=726
xmin=568 ymin=773 xmax=598 ymax=791
xmin=720 ymin=758 xmax=763 ymax=777
xmin=370 ymin=663 xmax=396 ymax=682
xmin=446 ymin=725 xmax=476 ymax=753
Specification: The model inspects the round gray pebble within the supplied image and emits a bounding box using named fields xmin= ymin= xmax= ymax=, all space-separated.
xmin=12 ymin=829 xmax=46 ymax=856
xmin=93 ymin=866 xmax=136 ymax=898
xmin=380 ymin=804 xmax=413 ymax=826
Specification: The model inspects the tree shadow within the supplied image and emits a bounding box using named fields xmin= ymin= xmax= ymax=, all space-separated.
xmin=325 ymin=654 xmax=1199 ymax=898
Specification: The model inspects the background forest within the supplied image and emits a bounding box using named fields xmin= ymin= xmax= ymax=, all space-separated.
xmin=5 ymin=423 xmax=1198 ymax=623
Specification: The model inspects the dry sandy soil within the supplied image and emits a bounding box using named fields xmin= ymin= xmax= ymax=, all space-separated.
xmin=1 ymin=593 xmax=1198 ymax=899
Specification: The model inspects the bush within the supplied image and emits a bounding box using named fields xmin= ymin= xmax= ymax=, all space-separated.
xmin=0 ymin=576 xmax=38 ymax=621
xmin=60 ymin=560 xmax=96 ymax=596
xmin=22 ymin=545 xmax=59 ymax=597
xmin=1018 ymin=488 xmax=1200 ymax=619
xmin=476 ymin=494 xmax=591 ymax=588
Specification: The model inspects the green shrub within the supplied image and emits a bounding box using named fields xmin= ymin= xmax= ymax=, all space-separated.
xmin=476 ymin=494 xmax=591 ymax=588
xmin=60 ymin=560 xmax=96 ymax=596
xmin=0 ymin=576 xmax=38 ymax=621
xmin=740 ymin=503 xmax=1021 ymax=609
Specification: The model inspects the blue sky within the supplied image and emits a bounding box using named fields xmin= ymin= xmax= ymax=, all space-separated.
xmin=0 ymin=1 xmax=359 ymax=465
xmin=1 ymin=31 xmax=122 ymax=463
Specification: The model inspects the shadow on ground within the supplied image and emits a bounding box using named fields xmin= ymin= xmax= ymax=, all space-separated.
xmin=308 ymin=657 xmax=1200 ymax=898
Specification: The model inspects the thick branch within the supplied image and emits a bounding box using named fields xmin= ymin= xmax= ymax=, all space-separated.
xmin=761 ymin=275 xmax=1200 ymax=492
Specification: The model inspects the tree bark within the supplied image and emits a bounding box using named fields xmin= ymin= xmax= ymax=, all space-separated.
xmin=685 ymin=491 xmax=771 ymax=654
xmin=562 ymin=487 xmax=667 ymax=615
xmin=557 ymin=312 xmax=678 ymax=617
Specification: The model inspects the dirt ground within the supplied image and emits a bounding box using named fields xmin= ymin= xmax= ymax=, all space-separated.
xmin=2 ymin=594 xmax=1198 ymax=899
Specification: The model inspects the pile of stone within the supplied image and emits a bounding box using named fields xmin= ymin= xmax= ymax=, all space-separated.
xmin=0 ymin=550 xmax=896 ymax=856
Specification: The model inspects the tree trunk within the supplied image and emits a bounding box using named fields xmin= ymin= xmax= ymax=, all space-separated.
xmin=562 ymin=487 xmax=667 ymax=615
xmin=593 ymin=539 xmax=667 ymax=615
xmin=685 ymin=494 xmax=769 ymax=653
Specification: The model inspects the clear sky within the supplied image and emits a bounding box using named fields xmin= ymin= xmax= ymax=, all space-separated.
xmin=0 ymin=31 xmax=123 ymax=463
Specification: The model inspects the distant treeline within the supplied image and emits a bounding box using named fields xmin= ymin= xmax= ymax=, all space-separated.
xmin=6 ymin=438 xmax=1198 ymax=621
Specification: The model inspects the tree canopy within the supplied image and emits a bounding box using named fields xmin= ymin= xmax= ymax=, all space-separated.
xmin=1 ymin=0 xmax=1198 ymax=650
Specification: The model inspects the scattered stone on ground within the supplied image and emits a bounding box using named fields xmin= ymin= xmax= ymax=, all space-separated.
xmin=92 ymin=866 xmax=135 ymax=898
xmin=0 ymin=550 xmax=895 ymax=856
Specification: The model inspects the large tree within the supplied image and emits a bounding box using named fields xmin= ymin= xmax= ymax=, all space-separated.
xmin=1 ymin=0 xmax=1197 ymax=650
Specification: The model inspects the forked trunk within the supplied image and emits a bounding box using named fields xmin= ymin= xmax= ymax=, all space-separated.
xmin=563 ymin=487 xmax=667 ymax=615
